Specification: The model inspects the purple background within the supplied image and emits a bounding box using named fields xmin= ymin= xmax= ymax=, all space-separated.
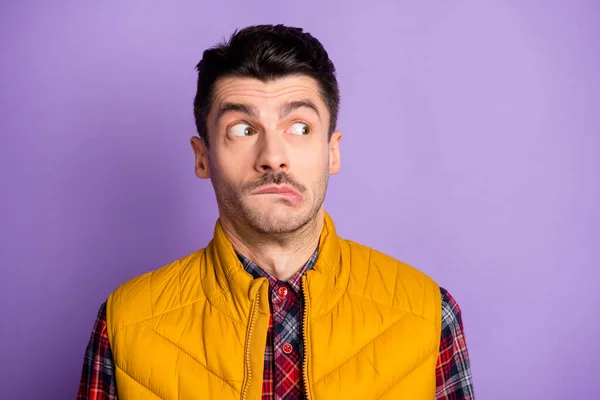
xmin=1 ymin=1 xmax=598 ymax=399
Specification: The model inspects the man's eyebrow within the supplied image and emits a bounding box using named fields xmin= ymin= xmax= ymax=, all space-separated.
xmin=215 ymin=102 xmax=260 ymax=124
xmin=214 ymin=99 xmax=321 ymax=124
xmin=279 ymin=99 xmax=321 ymax=121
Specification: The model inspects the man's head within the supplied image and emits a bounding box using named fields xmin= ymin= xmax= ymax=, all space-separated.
xmin=190 ymin=24 xmax=342 ymax=236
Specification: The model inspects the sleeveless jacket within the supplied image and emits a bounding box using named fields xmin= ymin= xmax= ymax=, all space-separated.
xmin=106 ymin=212 xmax=441 ymax=399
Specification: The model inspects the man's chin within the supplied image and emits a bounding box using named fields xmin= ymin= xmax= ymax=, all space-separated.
xmin=245 ymin=206 xmax=309 ymax=234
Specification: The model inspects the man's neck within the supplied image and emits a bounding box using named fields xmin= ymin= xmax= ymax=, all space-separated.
xmin=219 ymin=209 xmax=324 ymax=281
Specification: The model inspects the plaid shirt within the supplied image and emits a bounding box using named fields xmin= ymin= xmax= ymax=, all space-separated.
xmin=78 ymin=249 xmax=474 ymax=399
xmin=238 ymin=249 xmax=317 ymax=399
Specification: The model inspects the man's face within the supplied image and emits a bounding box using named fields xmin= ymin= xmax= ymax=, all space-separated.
xmin=192 ymin=75 xmax=341 ymax=235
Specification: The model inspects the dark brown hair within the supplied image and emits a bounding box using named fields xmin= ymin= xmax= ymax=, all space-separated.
xmin=193 ymin=24 xmax=340 ymax=145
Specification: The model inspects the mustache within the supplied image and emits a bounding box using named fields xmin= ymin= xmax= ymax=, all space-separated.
xmin=245 ymin=172 xmax=306 ymax=193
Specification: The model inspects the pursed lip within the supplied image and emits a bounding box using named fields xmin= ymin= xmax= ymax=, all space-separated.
xmin=252 ymin=185 xmax=300 ymax=196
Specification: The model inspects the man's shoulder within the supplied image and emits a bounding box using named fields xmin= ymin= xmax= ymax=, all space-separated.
xmin=342 ymin=238 xmax=437 ymax=284
xmin=341 ymin=238 xmax=441 ymax=319
xmin=106 ymin=248 xmax=207 ymax=332
xmin=113 ymin=247 xmax=206 ymax=300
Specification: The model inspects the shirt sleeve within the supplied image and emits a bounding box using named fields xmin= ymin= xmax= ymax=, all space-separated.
xmin=77 ymin=302 xmax=118 ymax=400
xmin=435 ymin=287 xmax=475 ymax=400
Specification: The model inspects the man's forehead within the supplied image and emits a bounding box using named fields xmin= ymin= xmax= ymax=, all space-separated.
xmin=211 ymin=76 xmax=326 ymax=108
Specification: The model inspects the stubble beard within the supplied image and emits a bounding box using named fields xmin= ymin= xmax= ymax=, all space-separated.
xmin=210 ymin=163 xmax=329 ymax=236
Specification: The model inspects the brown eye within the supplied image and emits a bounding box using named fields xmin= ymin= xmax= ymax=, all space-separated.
xmin=228 ymin=123 xmax=255 ymax=136
xmin=290 ymin=122 xmax=310 ymax=136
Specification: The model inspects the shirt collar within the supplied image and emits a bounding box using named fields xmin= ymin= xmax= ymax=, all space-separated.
xmin=236 ymin=247 xmax=319 ymax=294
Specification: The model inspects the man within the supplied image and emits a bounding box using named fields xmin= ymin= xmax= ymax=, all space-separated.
xmin=78 ymin=24 xmax=474 ymax=399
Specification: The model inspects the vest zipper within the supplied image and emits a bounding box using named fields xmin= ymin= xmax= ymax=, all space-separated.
xmin=302 ymin=276 xmax=312 ymax=400
xmin=241 ymin=290 xmax=261 ymax=400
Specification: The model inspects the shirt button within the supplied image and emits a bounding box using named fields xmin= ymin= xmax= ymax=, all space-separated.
xmin=277 ymin=286 xmax=288 ymax=297
xmin=282 ymin=343 xmax=293 ymax=354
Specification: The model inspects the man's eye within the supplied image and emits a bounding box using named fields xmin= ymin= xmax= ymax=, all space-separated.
xmin=290 ymin=122 xmax=310 ymax=136
xmin=228 ymin=123 xmax=255 ymax=137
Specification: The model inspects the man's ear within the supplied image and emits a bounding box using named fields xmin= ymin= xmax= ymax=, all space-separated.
xmin=328 ymin=130 xmax=342 ymax=175
xmin=190 ymin=136 xmax=210 ymax=179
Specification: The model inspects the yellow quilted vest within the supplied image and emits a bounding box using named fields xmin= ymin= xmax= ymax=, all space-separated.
xmin=106 ymin=212 xmax=441 ymax=399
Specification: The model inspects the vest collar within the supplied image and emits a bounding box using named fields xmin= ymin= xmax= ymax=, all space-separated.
xmin=201 ymin=211 xmax=349 ymax=321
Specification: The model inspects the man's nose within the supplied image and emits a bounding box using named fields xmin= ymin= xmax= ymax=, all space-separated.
xmin=254 ymin=131 xmax=290 ymax=174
